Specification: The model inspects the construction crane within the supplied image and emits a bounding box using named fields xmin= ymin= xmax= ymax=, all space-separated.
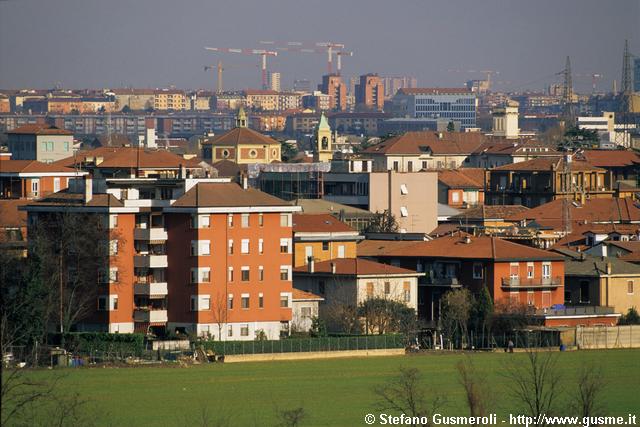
xmin=260 ymin=41 xmax=346 ymax=74
xmin=335 ymin=51 xmax=353 ymax=76
xmin=204 ymin=61 xmax=257 ymax=93
xmin=205 ymin=47 xmax=278 ymax=90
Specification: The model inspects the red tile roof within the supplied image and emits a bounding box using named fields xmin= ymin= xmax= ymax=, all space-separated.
xmin=57 ymin=147 xmax=202 ymax=170
xmin=490 ymin=156 xmax=604 ymax=172
xmin=507 ymin=198 xmax=640 ymax=224
xmin=0 ymin=199 xmax=28 ymax=228
xmin=0 ymin=160 xmax=78 ymax=174
xmin=293 ymin=214 xmax=356 ymax=233
xmin=363 ymin=131 xmax=484 ymax=155
xmin=293 ymin=258 xmax=420 ymax=276
xmin=360 ymin=235 xmax=562 ymax=261
xmin=451 ymin=205 xmax=529 ymax=221
xmin=582 ymin=150 xmax=640 ymax=168
xmin=172 ymin=182 xmax=291 ymax=208
xmin=292 ymin=288 xmax=324 ymax=301
xmin=438 ymin=169 xmax=484 ymax=188
xmin=7 ymin=124 xmax=73 ymax=135
xmin=201 ymin=127 xmax=280 ymax=147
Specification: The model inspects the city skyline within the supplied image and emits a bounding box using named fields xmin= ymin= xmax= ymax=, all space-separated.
xmin=0 ymin=0 xmax=638 ymax=93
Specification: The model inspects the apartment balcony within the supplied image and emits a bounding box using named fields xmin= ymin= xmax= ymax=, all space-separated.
xmin=501 ymin=277 xmax=562 ymax=290
xmin=134 ymin=308 xmax=168 ymax=323
xmin=134 ymin=281 xmax=168 ymax=296
xmin=134 ymin=254 xmax=168 ymax=268
xmin=134 ymin=227 xmax=168 ymax=241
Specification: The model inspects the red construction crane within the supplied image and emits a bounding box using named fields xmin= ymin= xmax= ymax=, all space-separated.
xmin=260 ymin=41 xmax=346 ymax=74
xmin=205 ymin=47 xmax=278 ymax=90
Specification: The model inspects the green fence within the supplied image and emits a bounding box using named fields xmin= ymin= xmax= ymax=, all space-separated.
xmin=200 ymin=334 xmax=406 ymax=356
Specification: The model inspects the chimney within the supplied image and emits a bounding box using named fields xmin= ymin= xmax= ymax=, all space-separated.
xmin=84 ymin=175 xmax=93 ymax=203
xmin=242 ymin=175 xmax=248 ymax=190
xmin=331 ymin=262 xmax=336 ymax=274
xmin=179 ymin=163 xmax=186 ymax=179
xmin=606 ymin=262 xmax=612 ymax=275
xmin=307 ymin=257 xmax=314 ymax=273
xmin=464 ymin=235 xmax=472 ymax=244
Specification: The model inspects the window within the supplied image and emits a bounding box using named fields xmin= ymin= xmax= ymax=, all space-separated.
xmin=192 ymin=240 xmax=210 ymax=256
xmin=628 ymin=280 xmax=634 ymax=295
xmin=98 ymin=296 xmax=107 ymax=311
xmin=367 ymin=282 xmax=374 ymax=298
xmin=259 ymin=239 xmax=264 ymax=254
xmin=109 ymin=240 xmax=118 ymax=255
xmin=322 ymin=242 xmax=329 ymax=251
xmin=241 ymin=267 xmax=250 ymax=281
xmin=510 ymin=263 xmax=519 ymax=279
xmin=53 ymin=177 xmax=60 ymax=192
xmin=393 ymin=161 xmax=399 ymax=171
xmin=110 ymin=296 xmax=118 ymax=310
xmin=527 ymin=263 xmax=534 ymax=279
xmin=109 ymin=267 xmax=118 ymax=283
xmin=241 ymin=213 xmax=249 ymax=228
xmin=190 ymin=296 xmax=197 ymax=311
xmin=280 ymin=266 xmax=290 ymax=281
xmin=63 ymin=141 xmax=70 ymax=151
xmin=527 ymin=291 xmax=535 ymax=306
xmin=240 ymin=325 xmax=249 ymax=336
xmin=227 ymin=294 xmax=234 ymax=309
xmin=305 ymin=246 xmax=313 ymax=263
xmin=280 ymin=213 xmax=291 ymax=227
xmin=198 ymin=215 xmax=210 ymax=228
xmin=241 ymin=294 xmax=250 ymax=309
xmin=228 ymin=267 xmax=234 ymax=282
xmin=280 ymin=293 xmax=289 ymax=308
xmin=258 ymin=214 xmax=264 ymax=226
xmin=384 ymin=282 xmax=391 ymax=295
xmin=400 ymin=206 xmax=408 ymax=217
xmin=301 ymin=307 xmax=311 ymax=317
xmin=191 ymin=268 xmax=210 ymax=283
xmin=200 ymin=296 xmax=211 ymax=310
xmin=542 ymin=263 xmax=551 ymax=279
xmin=338 ymin=245 xmax=345 ymax=258
xmin=452 ymin=192 xmax=460 ymax=203
xmin=259 ymin=266 xmax=264 ymax=281
xmin=228 ymin=214 xmax=233 ymax=227
xmin=403 ymin=282 xmax=411 ymax=302
xmin=280 ymin=238 xmax=290 ymax=253
xmin=109 ymin=214 xmax=118 ymax=229
xmin=227 ymin=325 xmax=233 ymax=337
xmin=31 ymin=179 xmax=39 ymax=197
xmin=241 ymin=239 xmax=249 ymax=254
xmin=472 ymin=263 xmax=483 ymax=279
xmin=400 ymin=184 xmax=408 ymax=195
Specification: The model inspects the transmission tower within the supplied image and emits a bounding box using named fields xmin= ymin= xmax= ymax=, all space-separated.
xmin=618 ymin=40 xmax=633 ymax=146
xmin=561 ymin=56 xmax=574 ymax=123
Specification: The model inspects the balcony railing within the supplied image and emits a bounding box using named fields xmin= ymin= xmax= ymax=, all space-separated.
xmin=134 ymin=281 xmax=168 ymax=296
xmin=501 ymin=277 xmax=562 ymax=289
xmin=534 ymin=306 xmax=615 ymax=316
xmin=134 ymin=254 xmax=168 ymax=268
xmin=424 ymin=277 xmax=460 ymax=287
xmin=134 ymin=308 xmax=168 ymax=323
xmin=134 ymin=227 xmax=168 ymax=241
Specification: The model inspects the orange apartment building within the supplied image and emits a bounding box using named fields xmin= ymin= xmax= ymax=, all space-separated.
xmin=24 ymin=175 xmax=301 ymax=339
xmin=318 ymin=74 xmax=347 ymax=111
xmin=358 ymin=235 xmax=565 ymax=323
xmin=355 ymin=74 xmax=385 ymax=111
xmin=0 ymin=158 xmax=87 ymax=199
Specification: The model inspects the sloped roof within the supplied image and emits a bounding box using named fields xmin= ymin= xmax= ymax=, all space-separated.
xmin=293 ymin=198 xmax=374 ymax=217
xmin=26 ymin=191 xmax=123 ymax=208
xmin=362 ymin=131 xmax=484 ymax=156
xmin=172 ymin=182 xmax=290 ymax=208
xmin=438 ymin=168 xmax=484 ymax=188
xmin=507 ymin=198 xmax=640 ymax=224
xmin=561 ymin=254 xmax=640 ymax=277
xmin=450 ymin=205 xmax=528 ymax=221
xmin=293 ymin=258 xmax=420 ymax=276
xmin=360 ymin=235 xmax=563 ymax=261
xmin=293 ymin=213 xmax=356 ymax=233
xmin=582 ymin=150 xmax=640 ymax=168
xmin=211 ymin=159 xmax=246 ymax=177
xmin=7 ymin=124 xmax=73 ymax=135
xmin=292 ymin=288 xmax=324 ymax=301
xmin=0 ymin=199 xmax=28 ymax=228
xmin=201 ymin=127 xmax=280 ymax=147
xmin=490 ymin=156 xmax=604 ymax=172
xmin=0 ymin=160 xmax=78 ymax=174
xmin=57 ymin=147 xmax=202 ymax=169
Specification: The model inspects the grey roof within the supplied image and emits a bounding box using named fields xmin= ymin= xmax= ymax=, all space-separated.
xmin=438 ymin=203 xmax=461 ymax=217
xmin=561 ymin=253 xmax=640 ymax=277
xmin=293 ymin=198 xmax=374 ymax=217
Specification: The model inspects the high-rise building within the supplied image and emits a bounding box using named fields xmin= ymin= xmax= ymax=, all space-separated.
xmin=381 ymin=76 xmax=417 ymax=99
xmin=318 ymin=74 xmax=347 ymax=111
xmin=268 ymin=72 xmax=281 ymax=92
xmin=293 ymin=79 xmax=311 ymax=93
xmin=355 ymin=74 xmax=385 ymax=111
xmin=391 ymin=88 xmax=478 ymax=129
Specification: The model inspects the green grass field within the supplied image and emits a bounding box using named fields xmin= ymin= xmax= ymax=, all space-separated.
xmin=17 ymin=349 xmax=640 ymax=426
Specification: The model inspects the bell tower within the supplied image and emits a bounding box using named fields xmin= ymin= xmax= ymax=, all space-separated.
xmin=236 ymin=106 xmax=248 ymax=128
xmin=313 ymin=113 xmax=333 ymax=162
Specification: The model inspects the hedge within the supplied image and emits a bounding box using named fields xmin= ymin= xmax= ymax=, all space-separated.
xmin=60 ymin=332 xmax=146 ymax=356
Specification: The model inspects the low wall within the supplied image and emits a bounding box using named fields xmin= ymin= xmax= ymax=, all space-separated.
xmin=576 ymin=325 xmax=640 ymax=349
xmin=223 ymin=348 xmax=405 ymax=363
xmin=152 ymin=340 xmax=190 ymax=351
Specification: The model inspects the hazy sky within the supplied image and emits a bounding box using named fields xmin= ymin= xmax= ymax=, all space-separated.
xmin=0 ymin=0 xmax=638 ymax=93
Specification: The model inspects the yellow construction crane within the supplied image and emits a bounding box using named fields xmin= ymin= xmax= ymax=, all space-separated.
xmin=204 ymin=61 xmax=258 ymax=93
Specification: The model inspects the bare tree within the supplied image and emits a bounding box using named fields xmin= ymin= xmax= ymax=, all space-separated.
xmin=180 ymin=405 xmax=230 ymax=427
xmin=571 ymin=362 xmax=607 ymax=419
xmin=441 ymin=288 xmax=473 ymax=347
xmin=374 ymin=367 xmax=445 ymax=427
xmin=503 ymin=350 xmax=562 ymax=425
xmin=321 ymin=279 xmax=361 ymax=334
xmin=211 ymin=291 xmax=228 ymax=341
xmin=456 ymin=357 xmax=488 ymax=417
xmin=276 ymin=407 xmax=306 ymax=427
